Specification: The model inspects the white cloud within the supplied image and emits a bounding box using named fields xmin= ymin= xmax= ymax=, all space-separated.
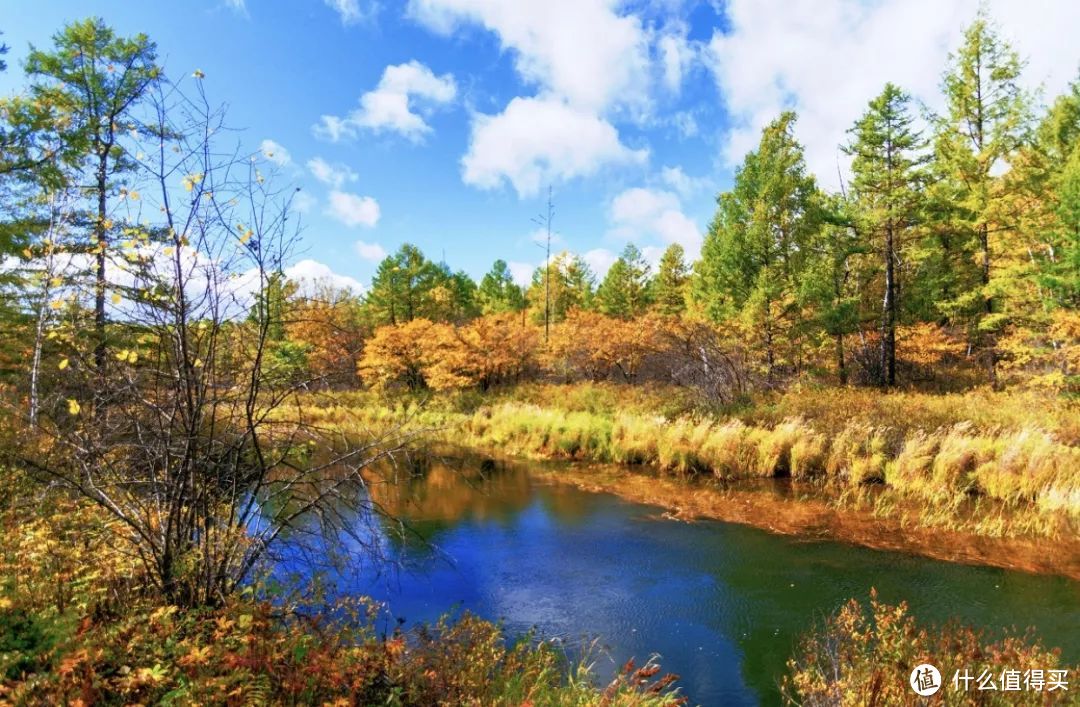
xmin=323 ymin=0 xmax=370 ymax=25
xmin=582 ymin=248 xmax=618 ymax=279
xmin=670 ymin=111 xmax=699 ymax=138
xmin=507 ymin=260 xmax=535 ymax=286
xmin=285 ymin=258 xmax=365 ymax=295
xmin=462 ymin=96 xmax=648 ymax=197
xmin=658 ymin=26 xmax=697 ymax=93
xmin=659 ymin=165 xmax=710 ymax=199
xmin=313 ymin=61 xmax=456 ymax=143
xmin=354 ymin=240 xmax=387 ymax=261
xmin=224 ymin=0 xmax=247 ymax=13
xmin=307 ymin=157 xmax=358 ymax=188
xmin=259 ymin=139 xmax=291 ymax=166
xmin=608 ymin=186 xmax=702 ymax=254
xmin=326 ymin=190 xmax=380 ymax=228
xmin=408 ymin=0 xmax=651 ymax=114
xmin=706 ymin=0 xmax=1080 ymax=188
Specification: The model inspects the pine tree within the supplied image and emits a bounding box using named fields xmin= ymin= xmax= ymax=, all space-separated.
xmin=652 ymin=244 xmax=690 ymax=316
xmin=366 ymin=244 xmax=442 ymax=324
xmin=596 ymin=243 xmax=652 ymax=318
xmin=843 ymin=83 xmax=926 ymax=386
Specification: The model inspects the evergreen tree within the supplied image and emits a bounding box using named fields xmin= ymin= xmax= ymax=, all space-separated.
xmin=596 ymin=243 xmax=652 ymax=318
xmin=843 ymin=83 xmax=926 ymax=386
xmin=477 ymin=259 xmax=526 ymax=314
xmin=527 ymin=252 xmax=595 ymax=324
xmin=652 ymin=244 xmax=689 ymax=316
xmin=366 ymin=244 xmax=442 ymax=324
xmin=692 ymin=111 xmax=821 ymax=379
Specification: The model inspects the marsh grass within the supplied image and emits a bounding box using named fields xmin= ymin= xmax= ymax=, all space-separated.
xmin=293 ymin=384 xmax=1079 ymax=539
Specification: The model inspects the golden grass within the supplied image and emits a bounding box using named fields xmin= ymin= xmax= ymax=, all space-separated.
xmin=291 ymin=383 xmax=1080 ymax=539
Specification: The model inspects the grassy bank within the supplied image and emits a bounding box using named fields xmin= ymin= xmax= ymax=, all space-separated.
xmin=296 ymin=383 xmax=1080 ymax=541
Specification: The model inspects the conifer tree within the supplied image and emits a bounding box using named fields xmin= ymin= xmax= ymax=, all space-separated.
xmin=652 ymin=243 xmax=690 ymax=316
xmin=844 ymin=83 xmax=926 ymax=386
xmin=596 ymin=243 xmax=652 ymax=318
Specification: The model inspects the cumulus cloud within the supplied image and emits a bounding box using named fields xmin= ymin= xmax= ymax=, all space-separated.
xmin=313 ymin=61 xmax=456 ymax=143
xmin=408 ymin=0 xmax=651 ymax=113
xmin=326 ymin=190 xmax=380 ymax=227
xmin=259 ymin=139 xmax=291 ymax=166
xmin=410 ymin=0 xmax=664 ymax=194
xmin=307 ymin=157 xmax=358 ymax=188
xmin=354 ymin=240 xmax=387 ymax=261
xmin=462 ymin=96 xmax=648 ymax=197
xmin=608 ymin=186 xmax=702 ymax=255
xmin=284 ymin=258 xmax=365 ymax=295
xmin=706 ymin=0 xmax=1080 ymax=187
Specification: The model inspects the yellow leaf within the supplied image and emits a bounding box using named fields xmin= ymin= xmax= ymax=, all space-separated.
xmin=49 ymin=300 xmax=63 ymax=310
xmin=112 ymin=293 xmax=122 ymax=305
xmin=58 ymin=358 xmax=69 ymax=370
xmin=22 ymin=248 xmax=32 ymax=259
xmin=163 ymin=247 xmax=175 ymax=256
xmin=116 ymin=349 xmax=130 ymax=361
xmin=67 ymin=399 xmax=81 ymax=416
xmin=50 ymin=277 xmax=63 ymax=287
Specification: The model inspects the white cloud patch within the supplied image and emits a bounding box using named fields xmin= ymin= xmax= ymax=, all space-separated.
xmin=410 ymin=0 xmax=667 ymax=194
xmin=507 ymin=260 xmax=535 ymax=286
xmin=313 ymin=61 xmax=456 ymax=143
xmin=354 ymin=240 xmax=388 ymax=261
xmin=706 ymin=0 xmax=1080 ymax=188
xmin=285 ymin=258 xmax=365 ymax=295
xmin=659 ymin=165 xmax=710 ymax=199
xmin=582 ymin=248 xmax=618 ymax=279
xmin=323 ymin=0 xmax=371 ymax=25
xmin=408 ymin=0 xmax=651 ymax=114
xmin=326 ymin=190 xmax=380 ymax=228
xmin=307 ymin=157 xmax=358 ymax=188
xmin=658 ymin=25 xmax=697 ymax=93
xmin=463 ymin=96 xmax=648 ymax=197
xmin=608 ymin=187 xmax=702 ymax=255
xmin=259 ymin=139 xmax=291 ymax=166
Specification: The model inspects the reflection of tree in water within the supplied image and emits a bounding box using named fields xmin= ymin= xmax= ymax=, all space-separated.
xmin=364 ymin=455 xmax=535 ymax=544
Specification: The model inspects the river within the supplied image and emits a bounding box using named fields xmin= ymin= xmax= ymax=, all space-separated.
xmin=274 ymin=455 xmax=1080 ymax=706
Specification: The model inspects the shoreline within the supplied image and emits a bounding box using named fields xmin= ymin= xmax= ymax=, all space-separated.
xmin=515 ymin=459 xmax=1080 ymax=581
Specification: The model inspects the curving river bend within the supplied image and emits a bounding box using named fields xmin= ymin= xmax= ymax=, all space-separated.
xmin=276 ymin=456 xmax=1080 ymax=706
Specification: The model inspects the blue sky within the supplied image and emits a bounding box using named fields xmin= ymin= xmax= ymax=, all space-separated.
xmin=2 ymin=0 xmax=1077 ymax=292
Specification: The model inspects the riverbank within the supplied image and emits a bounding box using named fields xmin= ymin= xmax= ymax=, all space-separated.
xmin=293 ymin=383 xmax=1080 ymax=577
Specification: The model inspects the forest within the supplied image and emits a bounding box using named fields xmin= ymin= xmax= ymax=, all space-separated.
xmin=0 ymin=8 xmax=1077 ymax=707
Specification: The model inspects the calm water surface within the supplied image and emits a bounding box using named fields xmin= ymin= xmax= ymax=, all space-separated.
xmin=277 ymin=457 xmax=1080 ymax=706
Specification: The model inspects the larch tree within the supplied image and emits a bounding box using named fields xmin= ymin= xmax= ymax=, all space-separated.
xmin=932 ymin=11 xmax=1029 ymax=385
xmin=596 ymin=243 xmax=652 ymax=318
xmin=477 ymin=259 xmax=526 ymax=314
xmin=693 ymin=111 xmax=821 ymax=380
xmin=652 ymin=243 xmax=690 ymax=316
xmin=843 ymin=83 xmax=926 ymax=386
xmin=24 ymin=18 xmax=162 ymax=372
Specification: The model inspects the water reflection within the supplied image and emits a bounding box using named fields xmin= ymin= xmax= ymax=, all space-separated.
xmin=276 ymin=454 xmax=1080 ymax=707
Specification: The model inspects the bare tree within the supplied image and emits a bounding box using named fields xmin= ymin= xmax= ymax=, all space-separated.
xmin=10 ymin=79 xmax=409 ymax=607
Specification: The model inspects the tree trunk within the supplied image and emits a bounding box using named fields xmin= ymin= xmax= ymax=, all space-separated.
xmin=94 ymin=153 xmax=108 ymax=373
xmin=882 ymin=222 xmax=897 ymax=387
